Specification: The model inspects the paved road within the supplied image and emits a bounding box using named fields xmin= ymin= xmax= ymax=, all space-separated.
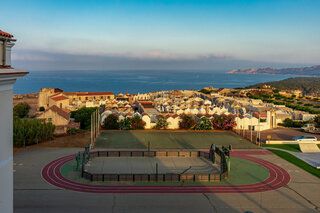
xmin=14 ymin=148 xmax=320 ymax=213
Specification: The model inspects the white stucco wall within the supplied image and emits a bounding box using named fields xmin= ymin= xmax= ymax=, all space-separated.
xmin=0 ymin=89 xmax=13 ymax=213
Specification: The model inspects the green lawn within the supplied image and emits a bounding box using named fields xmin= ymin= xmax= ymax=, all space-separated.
xmin=268 ymin=149 xmax=320 ymax=178
xmin=262 ymin=144 xmax=320 ymax=153
xmin=262 ymin=144 xmax=301 ymax=152
xmin=94 ymin=130 xmax=259 ymax=149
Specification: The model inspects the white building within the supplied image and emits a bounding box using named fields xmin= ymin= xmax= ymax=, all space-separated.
xmin=0 ymin=30 xmax=28 ymax=213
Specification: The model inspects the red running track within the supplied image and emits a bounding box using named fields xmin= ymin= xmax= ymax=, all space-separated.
xmin=41 ymin=150 xmax=290 ymax=193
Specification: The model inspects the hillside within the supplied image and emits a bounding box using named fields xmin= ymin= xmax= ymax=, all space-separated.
xmin=247 ymin=77 xmax=320 ymax=96
xmin=228 ymin=65 xmax=320 ymax=76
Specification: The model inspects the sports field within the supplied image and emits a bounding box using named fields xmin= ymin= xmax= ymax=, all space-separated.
xmin=94 ymin=131 xmax=258 ymax=149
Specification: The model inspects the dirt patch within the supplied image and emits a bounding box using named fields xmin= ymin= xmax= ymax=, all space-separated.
xmin=33 ymin=131 xmax=90 ymax=148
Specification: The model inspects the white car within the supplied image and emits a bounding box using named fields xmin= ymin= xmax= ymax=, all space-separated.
xmin=292 ymin=135 xmax=317 ymax=142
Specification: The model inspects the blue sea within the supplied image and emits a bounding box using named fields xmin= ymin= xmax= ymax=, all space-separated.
xmin=13 ymin=70 xmax=300 ymax=94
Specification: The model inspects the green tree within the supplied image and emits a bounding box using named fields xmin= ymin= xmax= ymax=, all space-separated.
xmin=103 ymin=114 xmax=119 ymax=129
xmin=195 ymin=117 xmax=212 ymax=130
xmin=13 ymin=103 xmax=31 ymax=118
xmin=154 ymin=115 xmax=169 ymax=129
xmin=314 ymin=115 xmax=320 ymax=128
xmin=70 ymin=107 xmax=98 ymax=129
xmin=13 ymin=116 xmax=55 ymax=147
xmin=119 ymin=118 xmax=132 ymax=130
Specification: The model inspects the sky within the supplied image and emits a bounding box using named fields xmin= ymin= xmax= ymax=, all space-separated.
xmin=1 ymin=0 xmax=320 ymax=71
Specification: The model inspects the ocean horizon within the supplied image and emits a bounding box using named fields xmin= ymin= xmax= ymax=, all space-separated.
xmin=14 ymin=70 xmax=301 ymax=95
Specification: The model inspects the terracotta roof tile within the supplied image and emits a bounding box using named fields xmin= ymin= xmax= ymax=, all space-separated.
xmin=49 ymin=105 xmax=70 ymax=120
xmin=50 ymin=96 xmax=69 ymax=101
xmin=0 ymin=30 xmax=13 ymax=38
xmin=77 ymin=92 xmax=113 ymax=96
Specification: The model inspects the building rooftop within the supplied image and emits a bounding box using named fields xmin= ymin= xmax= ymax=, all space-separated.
xmin=50 ymin=105 xmax=70 ymax=120
xmin=0 ymin=30 xmax=13 ymax=38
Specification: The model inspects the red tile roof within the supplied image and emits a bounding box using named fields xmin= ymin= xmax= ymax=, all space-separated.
xmin=0 ymin=30 xmax=13 ymax=38
xmin=77 ymin=92 xmax=113 ymax=96
xmin=50 ymin=96 xmax=69 ymax=101
xmin=49 ymin=105 xmax=70 ymax=120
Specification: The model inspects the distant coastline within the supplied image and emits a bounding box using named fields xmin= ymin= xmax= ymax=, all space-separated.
xmin=227 ymin=65 xmax=320 ymax=76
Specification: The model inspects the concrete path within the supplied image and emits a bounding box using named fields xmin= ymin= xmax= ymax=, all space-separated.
xmin=299 ymin=143 xmax=320 ymax=153
xmin=14 ymin=148 xmax=320 ymax=213
xmin=264 ymin=147 xmax=320 ymax=169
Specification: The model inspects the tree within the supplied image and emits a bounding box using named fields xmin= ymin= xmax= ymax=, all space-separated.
xmin=154 ymin=115 xmax=169 ymax=129
xmin=119 ymin=118 xmax=132 ymax=130
xmin=13 ymin=103 xmax=31 ymax=118
xmin=195 ymin=117 xmax=212 ymax=130
xmin=70 ymin=107 xmax=98 ymax=129
xmin=13 ymin=116 xmax=55 ymax=147
xmin=130 ymin=115 xmax=146 ymax=130
xmin=314 ymin=115 xmax=320 ymax=128
xmin=179 ymin=115 xmax=196 ymax=129
xmin=103 ymin=114 xmax=119 ymax=129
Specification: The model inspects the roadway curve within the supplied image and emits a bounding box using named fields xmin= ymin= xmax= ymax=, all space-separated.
xmin=41 ymin=150 xmax=290 ymax=193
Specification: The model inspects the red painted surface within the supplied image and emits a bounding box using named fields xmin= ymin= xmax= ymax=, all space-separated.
xmin=41 ymin=150 xmax=290 ymax=193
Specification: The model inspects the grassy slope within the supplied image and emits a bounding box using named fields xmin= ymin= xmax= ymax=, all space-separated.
xmin=268 ymin=149 xmax=320 ymax=178
xmin=262 ymin=144 xmax=301 ymax=152
xmin=248 ymin=77 xmax=320 ymax=96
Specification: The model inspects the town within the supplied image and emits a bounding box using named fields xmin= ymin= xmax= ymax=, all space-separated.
xmin=13 ymin=85 xmax=320 ymax=136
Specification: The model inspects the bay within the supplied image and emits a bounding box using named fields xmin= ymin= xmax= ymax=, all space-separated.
xmin=14 ymin=70 xmax=300 ymax=94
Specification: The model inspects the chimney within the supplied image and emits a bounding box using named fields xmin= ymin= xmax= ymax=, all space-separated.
xmin=0 ymin=30 xmax=16 ymax=68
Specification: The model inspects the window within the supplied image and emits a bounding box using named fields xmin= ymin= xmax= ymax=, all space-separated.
xmin=48 ymin=118 xmax=52 ymax=122
xmin=86 ymin=97 xmax=88 ymax=100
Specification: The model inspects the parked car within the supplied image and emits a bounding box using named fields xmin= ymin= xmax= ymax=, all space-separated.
xmin=292 ymin=135 xmax=317 ymax=142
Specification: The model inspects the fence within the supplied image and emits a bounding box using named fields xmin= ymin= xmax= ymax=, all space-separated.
xmin=233 ymin=128 xmax=261 ymax=146
xmin=80 ymin=149 xmax=229 ymax=182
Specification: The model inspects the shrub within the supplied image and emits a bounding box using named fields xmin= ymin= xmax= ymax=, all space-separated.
xmin=119 ymin=118 xmax=132 ymax=130
xmin=278 ymin=118 xmax=308 ymax=128
xmin=195 ymin=117 xmax=212 ymax=130
xmin=67 ymin=128 xmax=81 ymax=134
xmin=212 ymin=114 xmax=236 ymax=130
xmin=314 ymin=115 xmax=320 ymax=128
xmin=13 ymin=103 xmax=31 ymax=118
xmin=304 ymin=103 xmax=313 ymax=107
xmin=130 ymin=115 xmax=146 ymax=130
xmin=179 ymin=114 xmax=196 ymax=129
xmin=13 ymin=117 xmax=55 ymax=147
xmin=103 ymin=114 xmax=119 ymax=129
xmin=154 ymin=115 xmax=169 ymax=130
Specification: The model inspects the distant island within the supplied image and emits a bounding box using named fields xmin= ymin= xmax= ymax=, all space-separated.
xmin=228 ymin=65 xmax=320 ymax=76
xmin=247 ymin=77 xmax=320 ymax=97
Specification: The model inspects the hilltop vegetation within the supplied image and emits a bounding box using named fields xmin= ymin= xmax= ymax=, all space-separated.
xmin=247 ymin=77 xmax=320 ymax=97
xmin=228 ymin=65 xmax=320 ymax=76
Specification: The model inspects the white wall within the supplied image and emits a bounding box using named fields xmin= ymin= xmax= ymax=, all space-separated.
xmin=0 ymin=89 xmax=13 ymax=213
